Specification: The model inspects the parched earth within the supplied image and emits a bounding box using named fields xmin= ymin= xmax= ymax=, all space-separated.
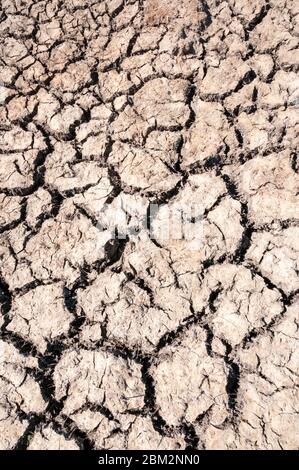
xmin=0 ymin=0 xmax=298 ymax=451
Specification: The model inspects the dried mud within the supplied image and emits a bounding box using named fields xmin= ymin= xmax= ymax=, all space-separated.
xmin=0 ymin=0 xmax=298 ymax=450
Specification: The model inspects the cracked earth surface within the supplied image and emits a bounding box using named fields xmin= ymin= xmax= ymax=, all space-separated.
xmin=0 ymin=0 xmax=298 ymax=451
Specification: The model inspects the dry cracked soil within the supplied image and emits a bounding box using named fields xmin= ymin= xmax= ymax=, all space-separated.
xmin=0 ymin=0 xmax=298 ymax=451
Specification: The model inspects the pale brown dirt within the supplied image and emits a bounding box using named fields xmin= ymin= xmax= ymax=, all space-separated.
xmin=0 ymin=0 xmax=298 ymax=450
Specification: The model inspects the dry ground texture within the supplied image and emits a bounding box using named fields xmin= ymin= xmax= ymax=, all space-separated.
xmin=0 ymin=0 xmax=298 ymax=451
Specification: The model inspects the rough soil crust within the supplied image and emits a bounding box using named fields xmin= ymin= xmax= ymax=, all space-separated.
xmin=0 ymin=0 xmax=298 ymax=450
